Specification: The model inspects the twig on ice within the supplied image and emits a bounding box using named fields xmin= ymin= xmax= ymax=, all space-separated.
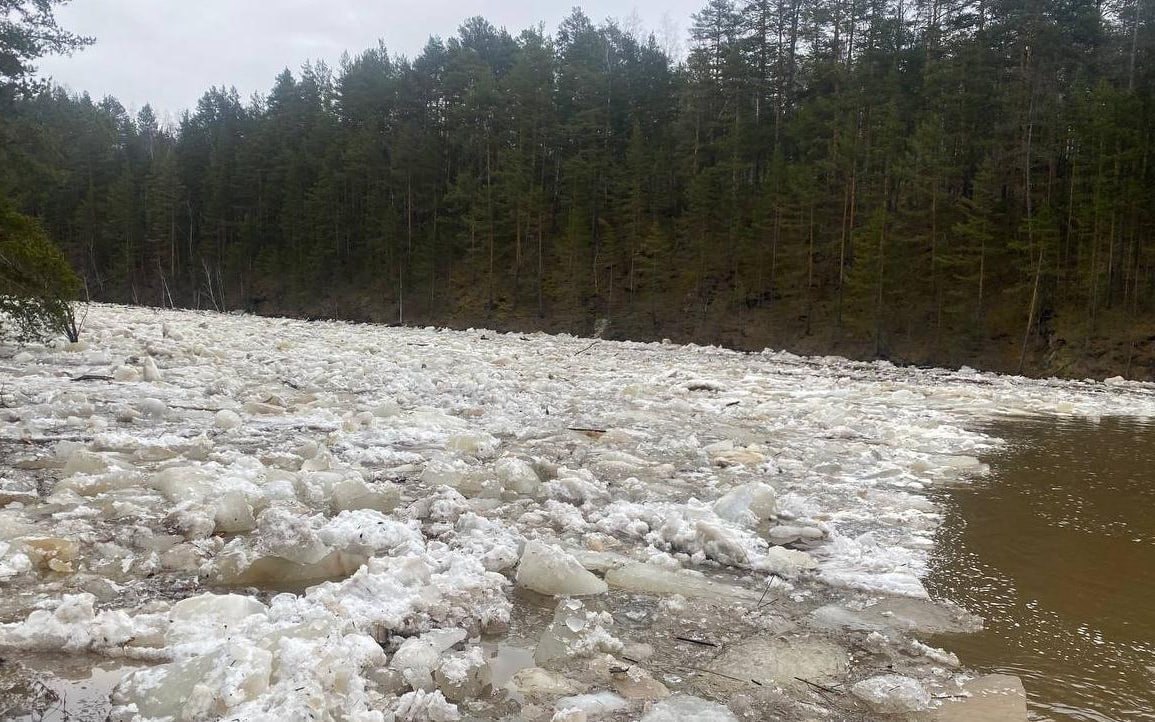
xmin=795 ymin=677 xmax=840 ymax=694
xmin=574 ymin=340 xmax=599 ymax=356
xmin=567 ymin=427 xmax=607 ymax=435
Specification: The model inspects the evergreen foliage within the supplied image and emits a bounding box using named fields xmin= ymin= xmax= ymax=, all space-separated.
xmin=3 ymin=1 xmax=1154 ymax=374
xmin=1 ymin=0 xmax=88 ymax=342
xmin=0 ymin=199 xmax=81 ymax=341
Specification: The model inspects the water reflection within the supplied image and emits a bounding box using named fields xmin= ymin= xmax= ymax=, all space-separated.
xmin=1 ymin=654 xmax=141 ymax=722
xmin=928 ymin=416 xmax=1155 ymax=722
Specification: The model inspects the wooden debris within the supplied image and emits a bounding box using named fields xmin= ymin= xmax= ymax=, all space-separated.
xmin=567 ymin=426 xmax=607 ymax=435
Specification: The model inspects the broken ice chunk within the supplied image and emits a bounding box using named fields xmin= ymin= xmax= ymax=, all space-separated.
xmin=372 ymin=398 xmax=402 ymax=417
xmin=0 ymin=593 xmax=95 ymax=651
xmin=318 ymin=509 xmax=425 ymax=557
xmin=690 ymin=520 xmax=752 ymax=567
xmin=766 ymin=524 xmax=825 ymax=546
xmin=603 ymin=563 xmax=760 ymax=602
xmin=165 ymin=593 xmax=268 ymax=653
xmin=113 ymin=365 xmax=141 ymax=382
xmin=909 ymin=640 xmax=960 ymax=667
xmin=934 ymin=674 xmax=1028 ymax=720
xmin=62 ymin=449 xmax=111 ymax=476
xmin=214 ymin=409 xmax=242 ymax=430
xmin=554 ymin=691 xmax=628 ymax=720
xmin=164 ymin=505 xmax=216 ymax=540
xmin=421 ymin=456 xmax=490 ymax=497
xmin=640 ymin=695 xmax=738 ymax=722
xmin=709 ymin=445 xmax=766 ymax=468
xmin=215 ymin=549 xmax=366 ymax=588
xmin=0 ymin=592 xmax=160 ymax=654
xmin=759 ymin=546 xmax=818 ymax=576
xmin=23 ymin=537 xmax=80 ymax=573
xmin=138 ymin=397 xmax=167 ymax=420
xmin=515 ymin=541 xmax=607 ymax=596
xmin=494 ymin=456 xmax=542 ymax=495
xmin=390 ymin=628 xmax=468 ymax=691
xmin=113 ymin=641 xmax=272 ymax=721
xmin=255 ymin=507 xmax=330 ymax=565
xmin=0 ymin=551 xmax=32 ymax=580
xmin=141 ymin=356 xmax=163 ymax=382
xmin=330 ymin=477 xmax=401 ymax=514
xmin=707 ymin=637 xmax=848 ymax=691
xmin=534 ymin=598 xmax=621 ymax=666
xmin=712 ymin=482 xmax=777 ymax=526
xmin=508 ymin=667 xmax=585 ymax=699
xmin=213 ymin=491 xmax=256 ymax=533
xmin=851 ymin=674 xmax=932 ymax=714
xmin=451 ymin=513 xmax=523 ymax=572
xmin=544 ymin=468 xmax=607 ymax=507
xmin=393 ymin=689 xmax=461 ymax=722
xmin=585 ymin=450 xmax=651 ymax=481
xmin=152 ymin=466 xmax=214 ymax=504
xmin=611 ymin=666 xmax=669 ymax=700
xmin=446 ymin=432 xmax=499 ymax=458
xmin=433 ymin=645 xmax=491 ymax=701
xmin=243 ymin=400 xmax=282 ymax=415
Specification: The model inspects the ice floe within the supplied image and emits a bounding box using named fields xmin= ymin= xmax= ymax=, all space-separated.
xmin=0 ymin=303 xmax=1151 ymax=719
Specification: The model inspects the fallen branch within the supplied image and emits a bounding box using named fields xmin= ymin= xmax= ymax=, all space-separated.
xmin=673 ymin=635 xmax=718 ymax=648
xmin=71 ymin=374 xmax=113 ymax=382
xmin=795 ymin=677 xmax=840 ymax=694
xmin=754 ymin=576 xmax=783 ymax=610
xmin=567 ymin=427 xmax=607 ymax=435
xmin=573 ymin=340 xmax=599 ymax=356
xmin=670 ymin=664 xmax=761 ymax=686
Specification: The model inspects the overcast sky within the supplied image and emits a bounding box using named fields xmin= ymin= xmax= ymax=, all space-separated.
xmin=36 ymin=1 xmax=703 ymax=122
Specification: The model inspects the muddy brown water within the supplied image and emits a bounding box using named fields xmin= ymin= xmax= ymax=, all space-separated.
xmin=928 ymin=416 xmax=1155 ymax=722
xmin=0 ymin=654 xmax=144 ymax=721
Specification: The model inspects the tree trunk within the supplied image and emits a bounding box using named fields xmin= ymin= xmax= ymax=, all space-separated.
xmin=1018 ymin=248 xmax=1044 ymax=374
xmin=1130 ymin=0 xmax=1143 ymax=92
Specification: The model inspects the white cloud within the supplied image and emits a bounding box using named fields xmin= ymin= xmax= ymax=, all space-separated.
xmin=36 ymin=0 xmax=702 ymax=117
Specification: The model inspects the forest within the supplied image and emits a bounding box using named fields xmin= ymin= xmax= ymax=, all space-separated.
xmin=2 ymin=0 xmax=1153 ymax=378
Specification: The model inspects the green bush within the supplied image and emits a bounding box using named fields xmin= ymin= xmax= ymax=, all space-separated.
xmin=0 ymin=199 xmax=81 ymax=342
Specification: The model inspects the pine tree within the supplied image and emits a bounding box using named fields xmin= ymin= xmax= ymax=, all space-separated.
xmin=2 ymin=0 xmax=1154 ymax=375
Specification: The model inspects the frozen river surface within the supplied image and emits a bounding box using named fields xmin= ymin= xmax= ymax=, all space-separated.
xmin=0 ymin=305 xmax=1152 ymax=721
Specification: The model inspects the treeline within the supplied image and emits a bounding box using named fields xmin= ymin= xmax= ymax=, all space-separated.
xmin=3 ymin=1 xmax=1154 ymax=376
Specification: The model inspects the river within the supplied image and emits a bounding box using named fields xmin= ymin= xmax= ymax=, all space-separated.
xmin=929 ymin=416 xmax=1155 ymax=721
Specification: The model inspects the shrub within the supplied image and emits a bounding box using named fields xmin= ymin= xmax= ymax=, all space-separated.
xmin=0 ymin=199 xmax=81 ymax=342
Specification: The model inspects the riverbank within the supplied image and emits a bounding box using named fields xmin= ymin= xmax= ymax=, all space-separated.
xmin=1 ymin=304 xmax=1152 ymax=721
xmin=245 ymin=282 xmax=1155 ymax=382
